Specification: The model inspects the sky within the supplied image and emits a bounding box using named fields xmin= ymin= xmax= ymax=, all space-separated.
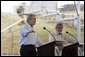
xmin=1 ymin=1 xmax=32 ymax=14
xmin=1 ymin=1 xmax=84 ymax=14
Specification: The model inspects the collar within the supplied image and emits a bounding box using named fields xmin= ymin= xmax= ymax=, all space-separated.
xmin=54 ymin=30 xmax=61 ymax=35
xmin=26 ymin=22 xmax=33 ymax=28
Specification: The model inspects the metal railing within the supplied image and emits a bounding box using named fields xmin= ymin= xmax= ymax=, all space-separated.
xmin=1 ymin=18 xmax=26 ymax=56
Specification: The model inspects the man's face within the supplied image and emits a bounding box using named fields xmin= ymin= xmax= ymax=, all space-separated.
xmin=57 ymin=25 xmax=63 ymax=32
xmin=29 ymin=15 xmax=36 ymax=26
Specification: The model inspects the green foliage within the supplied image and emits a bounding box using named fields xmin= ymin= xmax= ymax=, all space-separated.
xmin=16 ymin=2 xmax=26 ymax=18
xmin=16 ymin=6 xmax=24 ymax=14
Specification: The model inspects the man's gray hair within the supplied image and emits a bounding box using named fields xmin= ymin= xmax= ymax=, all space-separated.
xmin=26 ymin=14 xmax=35 ymax=22
xmin=55 ymin=22 xmax=63 ymax=29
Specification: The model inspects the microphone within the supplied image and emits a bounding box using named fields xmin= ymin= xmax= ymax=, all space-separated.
xmin=43 ymin=27 xmax=46 ymax=30
xmin=43 ymin=27 xmax=56 ymax=41
xmin=66 ymin=31 xmax=78 ymax=43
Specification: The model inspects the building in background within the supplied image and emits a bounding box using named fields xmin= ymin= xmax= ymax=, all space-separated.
xmin=13 ymin=1 xmax=58 ymax=15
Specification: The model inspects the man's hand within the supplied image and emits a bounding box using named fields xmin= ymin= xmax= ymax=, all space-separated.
xmin=29 ymin=30 xmax=35 ymax=33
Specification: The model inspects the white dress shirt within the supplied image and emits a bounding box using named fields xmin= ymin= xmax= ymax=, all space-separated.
xmin=18 ymin=22 xmax=44 ymax=46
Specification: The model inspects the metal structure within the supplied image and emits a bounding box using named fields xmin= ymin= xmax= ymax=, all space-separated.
xmin=1 ymin=19 xmax=26 ymax=32
xmin=76 ymin=1 xmax=81 ymax=42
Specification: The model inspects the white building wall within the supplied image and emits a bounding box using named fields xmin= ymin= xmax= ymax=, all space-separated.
xmin=29 ymin=1 xmax=57 ymax=11
xmin=13 ymin=1 xmax=57 ymax=15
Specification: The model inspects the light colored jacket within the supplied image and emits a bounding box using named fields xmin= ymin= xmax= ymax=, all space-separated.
xmin=49 ymin=30 xmax=77 ymax=44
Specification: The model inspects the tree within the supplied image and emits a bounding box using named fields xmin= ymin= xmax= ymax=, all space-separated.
xmin=16 ymin=6 xmax=24 ymax=14
xmin=16 ymin=2 xmax=25 ymax=15
xmin=16 ymin=2 xmax=26 ymax=25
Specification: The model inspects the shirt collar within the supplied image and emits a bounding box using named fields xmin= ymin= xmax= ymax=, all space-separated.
xmin=26 ymin=22 xmax=33 ymax=28
xmin=54 ymin=30 xmax=60 ymax=35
